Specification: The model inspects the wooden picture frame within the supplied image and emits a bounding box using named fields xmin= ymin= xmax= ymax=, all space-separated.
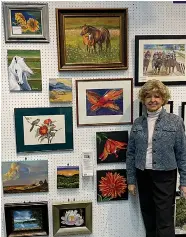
xmin=52 ymin=201 xmax=92 ymax=236
xmin=56 ymin=8 xmax=128 ymax=71
xmin=3 ymin=3 xmax=49 ymax=43
xmin=4 ymin=202 xmax=49 ymax=237
xmin=76 ymin=78 xmax=133 ymax=126
xmin=135 ymin=35 xmax=186 ymax=86
xmin=14 ymin=107 xmax=73 ymax=153
xmin=139 ymin=101 xmax=174 ymax=116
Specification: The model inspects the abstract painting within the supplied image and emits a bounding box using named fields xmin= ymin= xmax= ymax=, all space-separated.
xmin=97 ymin=169 xmax=128 ymax=202
xmin=96 ymin=131 xmax=128 ymax=163
xmin=49 ymin=78 xmax=72 ymax=103
xmin=56 ymin=9 xmax=128 ymax=70
xmin=57 ymin=166 xmax=79 ymax=189
xmin=2 ymin=160 xmax=48 ymax=194
xmin=8 ymin=50 xmax=42 ymax=91
xmin=175 ymin=197 xmax=186 ymax=235
xmin=76 ymin=79 xmax=133 ymax=126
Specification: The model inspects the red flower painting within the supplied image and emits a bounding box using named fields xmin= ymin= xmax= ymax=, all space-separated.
xmin=97 ymin=170 xmax=128 ymax=202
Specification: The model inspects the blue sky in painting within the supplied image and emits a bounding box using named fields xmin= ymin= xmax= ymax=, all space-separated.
xmin=86 ymin=88 xmax=123 ymax=116
xmin=144 ymin=44 xmax=185 ymax=50
xmin=57 ymin=166 xmax=79 ymax=171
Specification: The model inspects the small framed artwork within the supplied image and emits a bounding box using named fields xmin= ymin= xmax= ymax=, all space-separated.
xmin=53 ymin=201 xmax=92 ymax=236
xmin=76 ymin=78 xmax=133 ymax=126
xmin=135 ymin=35 xmax=186 ymax=86
xmin=57 ymin=166 xmax=79 ymax=189
xmin=56 ymin=8 xmax=128 ymax=71
xmin=175 ymin=196 xmax=186 ymax=236
xmin=139 ymin=101 xmax=174 ymax=116
xmin=49 ymin=78 xmax=72 ymax=103
xmin=8 ymin=50 xmax=42 ymax=91
xmin=181 ymin=102 xmax=186 ymax=127
xmin=14 ymin=107 xmax=73 ymax=153
xmin=2 ymin=160 xmax=48 ymax=194
xmin=97 ymin=169 xmax=128 ymax=202
xmin=96 ymin=131 xmax=128 ymax=164
xmin=4 ymin=202 xmax=49 ymax=237
xmin=3 ymin=3 xmax=49 ymax=43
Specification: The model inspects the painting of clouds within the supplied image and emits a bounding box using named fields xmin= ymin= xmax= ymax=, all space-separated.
xmin=2 ymin=160 xmax=48 ymax=194
xmin=49 ymin=78 xmax=72 ymax=102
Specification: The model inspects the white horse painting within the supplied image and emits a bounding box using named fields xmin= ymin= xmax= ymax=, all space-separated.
xmin=8 ymin=56 xmax=33 ymax=91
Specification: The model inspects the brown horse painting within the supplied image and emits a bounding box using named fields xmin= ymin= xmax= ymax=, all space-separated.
xmin=80 ymin=24 xmax=111 ymax=53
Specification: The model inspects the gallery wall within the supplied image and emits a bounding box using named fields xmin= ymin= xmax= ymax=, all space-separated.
xmin=1 ymin=1 xmax=186 ymax=237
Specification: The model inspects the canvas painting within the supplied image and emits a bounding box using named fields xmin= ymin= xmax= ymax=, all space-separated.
xmin=60 ymin=208 xmax=85 ymax=228
xmin=2 ymin=160 xmax=48 ymax=194
xmin=8 ymin=50 xmax=42 ymax=91
xmin=57 ymin=166 xmax=79 ymax=189
xmin=23 ymin=115 xmax=66 ymax=145
xmin=96 ymin=131 xmax=128 ymax=164
xmin=49 ymin=78 xmax=72 ymax=103
xmin=175 ymin=197 xmax=186 ymax=235
xmin=97 ymin=169 xmax=128 ymax=202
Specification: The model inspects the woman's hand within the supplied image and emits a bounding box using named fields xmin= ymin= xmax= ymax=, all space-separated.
xmin=128 ymin=184 xmax=136 ymax=196
xmin=180 ymin=186 xmax=186 ymax=198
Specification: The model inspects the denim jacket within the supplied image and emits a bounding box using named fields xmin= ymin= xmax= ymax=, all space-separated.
xmin=126 ymin=108 xmax=186 ymax=186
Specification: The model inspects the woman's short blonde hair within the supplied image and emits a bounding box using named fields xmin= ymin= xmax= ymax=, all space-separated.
xmin=138 ymin=79 xmax=171 ymax=105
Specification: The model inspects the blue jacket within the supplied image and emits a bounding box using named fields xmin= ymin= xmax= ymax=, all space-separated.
xmin=126 ymin=108 xmax=186 ymax=186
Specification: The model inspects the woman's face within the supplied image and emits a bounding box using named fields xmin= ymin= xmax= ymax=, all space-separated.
xmin=144 ymin=91 xmax=164 ymax=112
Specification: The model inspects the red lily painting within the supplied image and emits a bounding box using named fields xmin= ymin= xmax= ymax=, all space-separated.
xmin=96 ymin=131 xmax=128 ymax=164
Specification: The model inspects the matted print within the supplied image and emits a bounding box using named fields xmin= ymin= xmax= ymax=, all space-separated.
xmin=96 ymin=131 xmax=128 ymax=163
xmin=14 ymin=107 xmax=73 ymax=153
xmin=175 ymin=196 xmax=186 ymax=236
xmin=8 ymin=50 xmax=42 ymax=91
xmin=56 ymin=9 xmax=128 ymax=71
xmin=97 ymin=169 xmax=128 ymax=202
xmin=2 ymin=160 xmax=48 ymax=194
xmin=57 ymin=166 xmax=79 ymax=189
xmin=49 ymin=78 xmax=72 ymax=103
xmin=76 ymin=79 xmax=133 ymax=126
xmin=135 ymin=35 xmax=186 ymax=86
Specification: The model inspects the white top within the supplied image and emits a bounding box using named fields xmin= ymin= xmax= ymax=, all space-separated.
xmin=145 ymin=107 xmax=162 ymax=169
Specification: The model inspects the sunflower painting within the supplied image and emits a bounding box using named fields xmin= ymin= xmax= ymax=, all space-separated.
xmin=10 ymin=10 xmax=42 ymax=35
xmin=97 ymin=169 xmax=128 ymax=202
xmin=96 ymin=131 xmax=128 ymax=164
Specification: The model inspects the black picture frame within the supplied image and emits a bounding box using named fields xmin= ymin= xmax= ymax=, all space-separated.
xmin=135 ymin=35 xmax=186 ymax=86
xmin=4 ymin=202 xmax=49 ymax=237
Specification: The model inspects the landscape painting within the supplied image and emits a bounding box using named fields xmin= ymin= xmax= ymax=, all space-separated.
xmin=2 ymin=160 xmax=48 ymax=194
xmin=49 ymin=78 xmax=72 ymax=103
xmin=8 ymin=50 xmax=42 ymax=91
xmin=96 ymin=131 xmax=128 ymax=164
xmin=175 ymin=197 xmax=186 ymax=235
xmin=97 ymin=169 xmax=128 ymax=202
xmin=57 ymin=9 xmax=128 ymax=70
xmin=57 ymin=166 xmax=79 ymax=189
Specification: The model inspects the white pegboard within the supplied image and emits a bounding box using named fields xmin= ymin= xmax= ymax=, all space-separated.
xmin=1 ymin=1 xmax=186 ymax=237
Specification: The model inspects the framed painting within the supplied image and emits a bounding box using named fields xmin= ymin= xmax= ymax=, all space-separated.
xmin=4 ymin=202 xmax=49 ymax=237
xmin=181 ymin=102 xmax=186 ymax=128
xmin=2 ymin=160 xmax=48 ymax=194
xmin=76 ymin=78 xmax=133 ymax=126
xmin=8 ymin=50 xmax=42 ymax=91
xmin=3 ymin=3 xmax=49 ymax=43
xmin=14 ymin=107 xmax=73 ymax=153
xmin=53 ymin=201 xmax=92 ymax=236
xmin=175 ymin=196 xmax=186 ymax=236
xmin=96 ymin=131 xmax=128 ymax=164
xmin=135 ymin=35 xmax=186 ymax=86
xmin=97 ymin=169 xmax=128 ymax=202
xmin=57 ymin=166 xmax=79 ymax=189
xmin=49 ymin=78 xmax=72 ymax=103
xmin=139 ymin=101 xmax=174 ymax=116
xmin=56 ymin=8 xmax=128 ymax=71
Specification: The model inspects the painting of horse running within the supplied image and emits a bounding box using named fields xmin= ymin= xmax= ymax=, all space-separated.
xmin=7 ymin=50 xmax=42 ymax=91
xmin=56 ymin=9 xmax=128 ymax=70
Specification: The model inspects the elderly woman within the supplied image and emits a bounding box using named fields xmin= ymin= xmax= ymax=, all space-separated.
xmin=126 ymin=79 xmax=186 ymax=237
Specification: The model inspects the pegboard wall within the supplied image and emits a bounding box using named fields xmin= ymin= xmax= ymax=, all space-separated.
xmin=1 ymin=1 xmax=186 ymax=237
